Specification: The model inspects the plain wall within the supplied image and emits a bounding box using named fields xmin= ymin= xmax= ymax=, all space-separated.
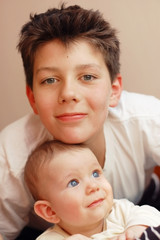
xmin=1 ymin=0 xmax=160 ymax=130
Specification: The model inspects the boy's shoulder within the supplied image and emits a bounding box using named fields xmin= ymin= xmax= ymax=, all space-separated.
xmin=0 ymin=113 xmax=52 ymax=154
xmin=1 ymin=113 xmax=38 ymax=132
xmin=0 ymin=113 xmax=52 ymax=169
xmin=109 ymin=90 xmax=160 ymax=121
xmin=0 ymin=113 xmax=47 ymax=144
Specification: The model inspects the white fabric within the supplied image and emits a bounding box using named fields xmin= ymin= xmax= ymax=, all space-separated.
xmin=0 ymin=91 xmax=160 ymax=239
xmin=36 ymin=199 xmax=160 ymax=240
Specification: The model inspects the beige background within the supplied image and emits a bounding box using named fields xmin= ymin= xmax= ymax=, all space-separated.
xmin=1 ymin=0 xmax=160 ymax=130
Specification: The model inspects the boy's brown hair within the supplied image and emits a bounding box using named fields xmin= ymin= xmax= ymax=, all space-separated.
xmin=17 ymin=4 xmax=120 ymax=89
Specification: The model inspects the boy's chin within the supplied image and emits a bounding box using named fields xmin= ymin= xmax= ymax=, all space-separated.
xmin=53 ymin=131 xmax=90 ymax=144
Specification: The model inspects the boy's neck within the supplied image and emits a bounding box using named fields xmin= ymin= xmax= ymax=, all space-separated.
xmin=85 ymin=129 xmax=106 ymax=168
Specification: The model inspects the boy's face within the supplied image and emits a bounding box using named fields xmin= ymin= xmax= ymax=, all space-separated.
xmin=27 ymin=39 xmax=121 ymax=144
xmin=41 ymin=148 xmax=113 ymax=231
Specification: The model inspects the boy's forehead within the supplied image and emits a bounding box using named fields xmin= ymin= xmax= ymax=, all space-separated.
xmin=33 ymin=38 xmax=107 ymax=74
xmin=36 ymin=38 xmax=102 ymax=56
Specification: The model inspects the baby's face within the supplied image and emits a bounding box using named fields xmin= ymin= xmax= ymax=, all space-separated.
xmin=42 ymin=148 xmax=113 ymax=230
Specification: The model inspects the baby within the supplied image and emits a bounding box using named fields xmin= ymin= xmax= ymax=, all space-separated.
xmin=24 ymin=141 xmax=160 ymax=240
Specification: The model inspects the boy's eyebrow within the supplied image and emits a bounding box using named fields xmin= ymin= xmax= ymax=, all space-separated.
xmin=35 ymin=64 xmax=101 ymax=75
xmin=35 ymin=66 xmax=59 ymax=75
xmin=75 ymin=64 xmax=101 ymax=71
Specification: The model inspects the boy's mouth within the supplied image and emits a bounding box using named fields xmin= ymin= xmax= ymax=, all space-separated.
xmin=56 ymin=113 xmax=87 ymax=122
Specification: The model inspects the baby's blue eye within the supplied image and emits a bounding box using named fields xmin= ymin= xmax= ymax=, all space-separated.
xmin=68 ymin=179 xmax=79 ymax=188
xmin=92 ymin=170 xmax=100 ymax=178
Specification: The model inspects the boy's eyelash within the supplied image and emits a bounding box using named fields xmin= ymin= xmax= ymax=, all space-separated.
xmin=81 ymin=74 xmax=97 ymax=81
xmin=41 ymin=77 xmax=57 ymax=84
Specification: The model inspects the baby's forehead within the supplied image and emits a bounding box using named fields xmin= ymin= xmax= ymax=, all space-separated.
xmin=55 ymin=146 xmax=94 ymax=158
xmin=51 ymin=147 xmax=99 ymax=167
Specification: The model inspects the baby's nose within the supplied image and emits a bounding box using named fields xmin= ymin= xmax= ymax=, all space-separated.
xmin=85 ymin=180 xmax=100 ymax=195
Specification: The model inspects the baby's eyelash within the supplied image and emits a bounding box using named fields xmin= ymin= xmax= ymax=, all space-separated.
xmin=67 ymin=179 xmax=79 ymax=188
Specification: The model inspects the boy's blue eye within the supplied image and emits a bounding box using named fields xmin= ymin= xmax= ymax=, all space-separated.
xmin=43 ymin=78 xmax=56 ymax=84
xmin=83 ymin=75 xmax=94 ymax=81
xmin=92 ymin=170 xmax=100 ymax=178
xmin=68 ymin=179 xmax=79 ymax=188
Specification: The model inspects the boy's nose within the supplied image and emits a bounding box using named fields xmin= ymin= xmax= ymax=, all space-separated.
xmin=85 ymin=180 xmax=100 ymax=195
xmin=58 ymin=80 xmax=80 ymax=104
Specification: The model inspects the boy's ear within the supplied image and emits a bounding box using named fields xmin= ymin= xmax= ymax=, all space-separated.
xmin=109 ymin=74 xmax=122 ymax=107
xmin=26 ymin=85 xmax=38 ymax=115
xmin=34 ymin=200 xmax=60 ymax=224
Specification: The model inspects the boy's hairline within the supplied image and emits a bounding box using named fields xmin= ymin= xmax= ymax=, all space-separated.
xmin=17 ymin=4 xmax=120 ymax=89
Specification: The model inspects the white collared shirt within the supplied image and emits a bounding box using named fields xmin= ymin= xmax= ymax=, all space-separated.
xmin=1 ymin=91 xmax=160 ymax=239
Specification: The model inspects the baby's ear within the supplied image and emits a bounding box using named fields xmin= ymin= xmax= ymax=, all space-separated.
xmin=34 ymin=200 xmax=60 ymax=224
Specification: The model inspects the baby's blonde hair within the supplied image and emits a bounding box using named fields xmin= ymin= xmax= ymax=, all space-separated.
xmin=24 ymin=140 xmax=88 ymax=200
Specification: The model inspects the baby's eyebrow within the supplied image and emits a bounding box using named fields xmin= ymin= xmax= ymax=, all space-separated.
xmin=59 ymin=171 xmax=78 ymax=185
